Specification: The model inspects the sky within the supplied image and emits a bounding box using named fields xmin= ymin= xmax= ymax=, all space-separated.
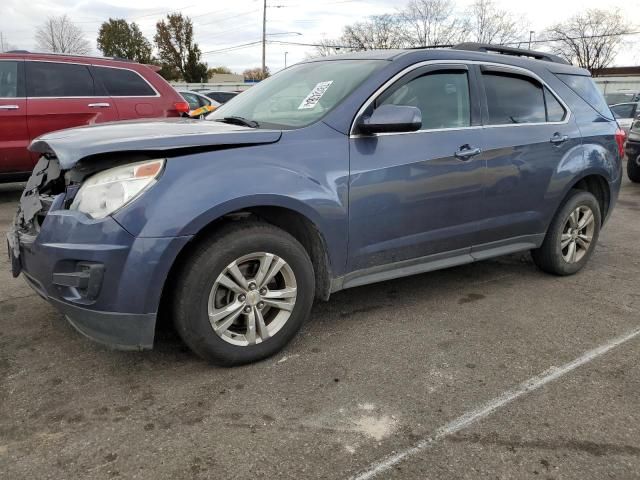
xmin=1 ymin=0 xmax=639 ymax=74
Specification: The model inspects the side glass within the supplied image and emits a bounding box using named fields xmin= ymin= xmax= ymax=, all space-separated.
xmin=377 ymin=71 xmax=471 ymax=130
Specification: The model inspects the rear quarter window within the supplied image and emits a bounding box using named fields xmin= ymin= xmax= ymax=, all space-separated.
xmin=556 ymin=73 xmax=612 ymax=119
xmin=93 ymin=66 xmax=156 ymax=97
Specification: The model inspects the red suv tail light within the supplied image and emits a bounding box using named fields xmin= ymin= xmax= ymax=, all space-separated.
xmin=173 ymin=101 xmax=190 ymax=114
xmin=615 ymin=128 xmax=626 ymax=158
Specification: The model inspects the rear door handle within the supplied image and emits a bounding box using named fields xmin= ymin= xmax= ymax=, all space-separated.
xmin=454 ymin=145 xmax=482 ymax=160
xmin=550 ymin=133 xmax=569 ymax=145
xmin=0 ymin=105 xmax=19 ymax=110
xmin=88 ymin=102 xmax=110 ymax=108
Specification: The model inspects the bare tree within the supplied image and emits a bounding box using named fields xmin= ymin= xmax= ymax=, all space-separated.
xmin=35 ymin=15 xmax=91 ymax=54
xmin=545 ymin=9 xmax=633 ymax=72
xmin=465 ymin=0 xmax=524 ymax=45
xmin=312 ymin=37 xmax=347 ymax=57
xmin=399 ymin=0 xmax=467 ymax=47
xmin=341 ymin=14 xmax=406 ymax=51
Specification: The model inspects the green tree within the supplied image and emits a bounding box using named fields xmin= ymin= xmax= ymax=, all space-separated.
xmin=154 ymin=13 xmax=207 ymax=82
xmin=97 ymin=19 xmax=153 ymax=63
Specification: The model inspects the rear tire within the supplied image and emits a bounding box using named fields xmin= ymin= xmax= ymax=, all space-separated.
xmin=627 ymin=155 xmax=640 ymax=183
xmin=532 ymin=190 xmax=601 ymax=276
xmin=173 ymin=221 xmax=315 ymax=366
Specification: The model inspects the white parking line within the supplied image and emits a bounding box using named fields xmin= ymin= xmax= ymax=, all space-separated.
xmin=351 ymin=327 xmax=640 ymax=480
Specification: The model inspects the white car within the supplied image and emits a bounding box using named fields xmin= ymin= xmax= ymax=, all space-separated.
xmin=610 ymin=102 xmax=639 ymax=134
xmin=178 ymin=90 xmax=221 ymax=118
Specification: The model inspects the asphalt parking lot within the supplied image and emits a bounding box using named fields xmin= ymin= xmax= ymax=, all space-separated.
xmin=1 ymin=176 xmax=639 ymax=480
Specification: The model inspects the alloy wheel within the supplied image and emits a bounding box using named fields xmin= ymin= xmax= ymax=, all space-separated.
xmin=560 ymin=205 xmax=595 ymax=264
xmin=208 ymin=252 xmax=297 ymax=346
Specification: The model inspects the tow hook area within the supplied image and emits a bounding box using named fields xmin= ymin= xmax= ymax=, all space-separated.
xmin=52 ymin=262 xmax=105 ymax=302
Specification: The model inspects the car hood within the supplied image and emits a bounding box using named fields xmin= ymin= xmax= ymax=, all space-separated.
xmin=29 ymin=118 xmax=282 ymax=169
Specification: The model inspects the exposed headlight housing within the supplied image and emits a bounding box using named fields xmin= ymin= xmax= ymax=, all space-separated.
xmin=70 ymin=159 xmax=165 ymax=219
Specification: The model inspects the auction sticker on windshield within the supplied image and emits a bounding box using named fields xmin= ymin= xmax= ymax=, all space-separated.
xmin=298 ymin=81 xmax=334 ymax=109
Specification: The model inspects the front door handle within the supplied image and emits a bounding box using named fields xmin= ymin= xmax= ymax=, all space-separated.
xmin=550 ymin=133 xmax=569 ymax=145
xmin=0 ymin=105 xmax=19 ymax=110
xmin=454 ymin=145 xmax=482 ymax=160
xmin=88 ymin=102 xmax=111 ymax=108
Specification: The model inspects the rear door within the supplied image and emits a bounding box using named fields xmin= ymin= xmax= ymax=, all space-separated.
xmin=0 ymin=59 xmax=30 ymax=173
xmin=91 ymin=65 xmax=162 ymax=119
xmin=477 ymin=64 xmax=580 ymax=246
xmin=26 ymin=61 xmax=119 ymax=147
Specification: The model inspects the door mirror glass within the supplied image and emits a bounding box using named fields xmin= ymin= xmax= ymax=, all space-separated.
xmin=358 ymin=104 xmax=422 ymax=134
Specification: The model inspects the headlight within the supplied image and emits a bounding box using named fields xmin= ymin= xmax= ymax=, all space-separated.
xmin=70 ymin=159 xmax=165 ymax=219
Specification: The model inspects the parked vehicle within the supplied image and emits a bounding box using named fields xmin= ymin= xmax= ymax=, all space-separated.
xmin=201 ymin=90 xmax=238 ymax=104
xmin=609 ymin=102 xmax=638 ymax=134
xmin=604 ymin=90 xmax=640 ymax=105
xmin=178 ymin=90 xmax=220 ymax=118
xmin=8 ymin=43 xmax=624 ymax=365
xmin=0 ymin=52 xmax=189 ymax=181
xmin=626 ymin=116 xmax=640 ymax=182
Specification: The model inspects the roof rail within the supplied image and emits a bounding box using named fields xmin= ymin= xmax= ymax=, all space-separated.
xmin=453 ymin=42 xmax=569 ymax=65
xmin=2 ymin=50 xmax=135 ymax=63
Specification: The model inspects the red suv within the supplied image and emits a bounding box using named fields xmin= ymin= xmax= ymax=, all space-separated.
xmin=0 ymin=52 xmax=189 ymax=180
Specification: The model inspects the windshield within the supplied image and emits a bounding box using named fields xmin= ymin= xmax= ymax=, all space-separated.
xmin=207 ymin=60 xmax=387 ymax=129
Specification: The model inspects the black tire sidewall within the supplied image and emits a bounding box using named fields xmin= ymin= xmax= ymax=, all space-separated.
xmin=540 ymin=191 xmax=601 ymax=275
xmin=174 ymin=224 xmax=315 ymax=366
xmin=627 ymin=155 xmax=640 ymax=183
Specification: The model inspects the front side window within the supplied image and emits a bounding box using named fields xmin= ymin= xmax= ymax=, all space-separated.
xmin=0 ymin=61 xmax=19 ymax=98
xmin=610 ymin=103 xmax=636 ymax=119
xmin=207 ymin=60 xmax=387 ymax=129
xmin=483 ymin=72 xmax=546 ymax=125
xmin=93 ymin=67 xmax=155 ymax=96
xmin=26 ymin=61 xmax=94 ymax=97
xmin=377 ymin=70 xmax=471 ymax=130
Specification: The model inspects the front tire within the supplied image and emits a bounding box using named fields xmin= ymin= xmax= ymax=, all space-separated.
xmin=532 ymin=190 xmax=601 ymax=276
xmin=173 ymin=221 xmax=315 ymax=366
xmin=627 ymin=155 xmax=640 ymax=183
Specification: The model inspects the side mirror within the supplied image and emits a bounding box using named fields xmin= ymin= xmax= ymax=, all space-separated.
xmin=358 ymin=105 xmax=422 ymax=135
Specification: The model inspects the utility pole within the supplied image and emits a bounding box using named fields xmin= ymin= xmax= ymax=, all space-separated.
xmin=262 ymin=0 xmax=267 ymax=79
xmin=528 ymin=31 xmax=534 ymax=50
xmin=284 ymin=51 xmax=288 ymax=68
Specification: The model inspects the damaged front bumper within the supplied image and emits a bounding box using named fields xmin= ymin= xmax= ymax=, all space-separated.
xmin=7 ymin=157 xmax=191 ymax=350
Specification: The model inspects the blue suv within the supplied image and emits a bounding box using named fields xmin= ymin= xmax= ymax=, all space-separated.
xmin=8 ymin=44 xmax=625 ymax=365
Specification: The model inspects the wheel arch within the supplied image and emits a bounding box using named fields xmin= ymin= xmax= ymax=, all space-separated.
xmin=563 ymin=173 xmax=611 ymax=224
xmin=156 ymin=202 xmax=335 ymax=329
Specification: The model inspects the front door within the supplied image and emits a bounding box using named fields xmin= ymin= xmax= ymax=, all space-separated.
xmin=348 ymin=64 xmax=487 ymax=273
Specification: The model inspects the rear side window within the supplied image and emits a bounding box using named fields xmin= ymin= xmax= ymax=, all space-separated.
xmin=378 ymin=70 xmax=471 ymax=130
xmin=544 ymin=87 xmax=567 ymax=122
xmin=556 ymin=73 xmax=612 ymax=119
xmin=93 ymin=67 xmax=156 ymax=96
xmin=26 ymin=61 xmax=94 ymax=97
xmin=181 ymin=92 xmax=202 ymax=110
xmin=483 ymin=72 xmax=546 ymax=124
xmin=0 ymin=61 xmax=20 ymax=98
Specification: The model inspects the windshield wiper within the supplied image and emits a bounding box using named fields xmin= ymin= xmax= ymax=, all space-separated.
xmin=214 ymin=116 xmax=260 ymax=128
